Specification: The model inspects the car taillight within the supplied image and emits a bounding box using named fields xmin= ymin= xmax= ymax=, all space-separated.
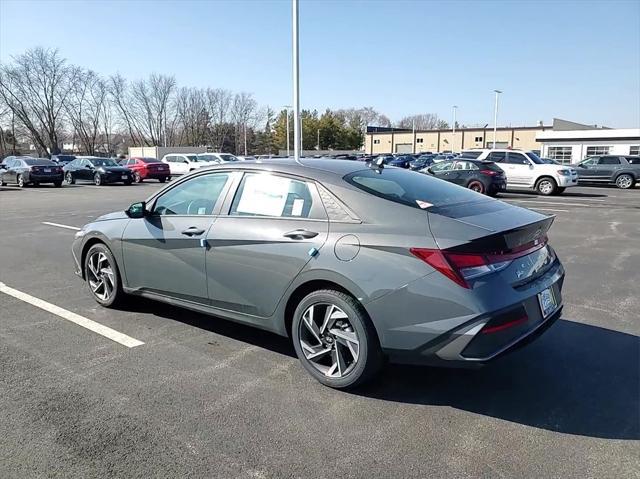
xmin=410 ymin=237 xmax=548 ymax=288
xmin=480 ymin=169 xmax=499 ymax=176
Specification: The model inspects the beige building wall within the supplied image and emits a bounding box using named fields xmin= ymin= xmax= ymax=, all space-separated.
xmin=366 ymin=127 xmax=546 ymax=154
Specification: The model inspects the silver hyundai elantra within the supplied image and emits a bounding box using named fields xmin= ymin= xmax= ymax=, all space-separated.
xmin=72 ymin=159 xmax=565 ymax=389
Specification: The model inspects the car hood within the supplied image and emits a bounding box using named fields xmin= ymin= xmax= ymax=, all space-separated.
xmin=95 ymin=211 xmax=129 ymax=222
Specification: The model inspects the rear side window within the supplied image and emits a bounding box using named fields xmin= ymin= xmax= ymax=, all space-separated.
xmin=487 ymin=151 xmax=506 ymax=162
xmin=454 ymin=161 xmax=478 ymax=170
xmin=230 ymin=173 xmax=314 ymax=218
xmin=625 ymin=156 xmax=640 ymax=164
xmin=598 ymin=156 xmax=621 ymax=165
xmin=344 ymin=168 xmax=485 ymax=209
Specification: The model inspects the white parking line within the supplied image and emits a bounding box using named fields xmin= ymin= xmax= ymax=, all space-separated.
xmin=0 ymin=282 xmax=144 ymax=348
xmin=530 ymin=208 xmax=569 ymax=212
xmin=42 ymin=222 xmax=81 ymax=231
xmin=506 ymin=200 xmax=602 ymax=207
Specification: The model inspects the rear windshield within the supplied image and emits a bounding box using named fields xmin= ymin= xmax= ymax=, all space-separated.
xmin=140 ymin=158 xmax=161 ymax=163
xmin=344 ymin=168 xmax=486 ymax=209
xmin=55 ymin=155 xmax=75 ymax=161
xmin=25 ymin=159 xmax=55 ymax=166
xmin=460 ymin=151 xmax=482 ymax=159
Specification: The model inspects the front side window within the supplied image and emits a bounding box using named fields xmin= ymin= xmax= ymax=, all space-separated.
xmin=506 ymin=152 xmax=530 ymax=165
xmin=153 ymin=173 xmax=230 ymax=216
xmin=230 ymin=173 xmax=313 ymax=218
xmin=430 ymin=161 xmax=454 ymax=172
xmin=580 ymin=157 xmax=599 ymax=166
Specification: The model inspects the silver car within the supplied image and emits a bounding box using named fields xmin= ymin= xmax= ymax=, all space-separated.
xmin=72 ymin=159 xmax=565 ymax=389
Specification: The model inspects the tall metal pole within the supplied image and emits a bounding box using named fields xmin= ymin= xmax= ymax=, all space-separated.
xmin=317 ymin=128 xmax=320 ymax=151
xmin=493 ymin=90 xmax=502 ymax=149
xmin=243 ymin=122 xmax=247 ymax=155
xmin=283 ymin=105 xmax=291 ymax=156
xmin=412 ymin=119 xmax=415 ymax=154
xmin=292 ymin=0 xmax=301 ymax=162
xmin=452 ymin=105 xmax=457 ymax=152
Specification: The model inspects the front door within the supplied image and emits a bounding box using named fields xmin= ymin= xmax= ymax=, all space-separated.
xmin=577 ymin=157 xmax=600 ymax=180
xmin=504 ymin=151 xmax=534 ymax=186
xmin=121 ymin=171 xmax=234 ymax=302
xmin=205 ymin=172 xmax=328 ymax=317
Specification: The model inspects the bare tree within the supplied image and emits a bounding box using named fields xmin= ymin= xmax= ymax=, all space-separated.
xmin=64 ymin=70 xmax=107 ymax=155
xmin=175 ymin=87 xmax=209 ymax=146
xmin=231 ymin=92 xmax=258 ymax=155
xmin=397 ymin=113 xmax=442 ymax=130
xmin=206 ymin=88 xmax=233 ymax=151
xmin=0 ymin=47 xmax=77 ymax=155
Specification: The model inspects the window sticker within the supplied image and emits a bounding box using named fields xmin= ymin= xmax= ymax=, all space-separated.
xmin=291 ymin=198 xmax=305 ymax=216
xmin=236 ymin=175 xmax=290 ymax=216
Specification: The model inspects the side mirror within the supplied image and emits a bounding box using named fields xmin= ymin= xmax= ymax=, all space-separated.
xmin=426 ymin=167 xmax=433 ymax=173
xmin=183 ymin=159 xmax=189 ymax=164
xmin=85 ymin=164 xmax=93 ymax=169
xmin=126 ymin=201 xmax=147 ymax=219
xmin=528 ymin=163 xmax=534 ymax=169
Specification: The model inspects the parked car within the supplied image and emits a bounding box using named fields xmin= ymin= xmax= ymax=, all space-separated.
xmin=1 ymin=157 xmax=64 ymax=187
xmin=467 ymin=149 xmax=578 ymax=195
xmin=574 ymin=155 xmax=640 ymax=189
xmin=50 ymin=154 xmax=76 ymax=166
xmin=198 ymin=153 xmax=239 ymax=164
xmin=410 ymin=154 xmax=436 ymax=170
xmin=161 ymin=153 xmax=216 ymax=176
xmin=72 ymin=159 xmax=564 ymax=389
xmin=387 ymin=155 xmax=413 ymax=168
xmin=119 ymin=157 xmax=171 ymax=183
xmin=432 ymin=154 xmax=456 ymax=163
xmin=235 ymin=156 xmax=257 ymax=161
xmin=422 ymin=159 xmax=506 ymax=196
xmin=63 ymin=157 xmax=133 ymax=186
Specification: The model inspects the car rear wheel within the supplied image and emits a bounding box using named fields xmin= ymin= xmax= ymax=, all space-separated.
xmin=65 ymin=172 xmax=75 ymax=184
xmin=467 ymin=180 xmax=485 ymax=194
xmin=535 ymin=177 xmax=557 ymax=195
xmin=133 ymin=172 xmax=142 ymax=183
xmin=615 ymin=174 xmax=634 ymax=189
xmin=292 ymin=289 xmax=383 ymax=389
xmin=17 ymin=174 xmax=25 ymax=188
xmin=94 ymin=173 xmax=102 ymax=186
xmin=159 ymin=177 xmax=167 ymax=183
xmin=54 ymin=181 xmax=62 ymax=188
xmin=84 ymin=243 xmax=125 ymax=308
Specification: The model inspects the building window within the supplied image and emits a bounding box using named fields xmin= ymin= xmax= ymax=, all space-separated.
xmin=586 ymin=146 xmax=610 ymax=157
xmin=416 ymin=138 xmax=423 ymax=143
xmin=630 ymin=145 xmax=640 ymax=155
xmin=474 ymin=136 xmax=483 ymax=142
xmin=547 ymin=146 xmax=572 ymax=163
xmin=373 ymin=139 xmax=380 ymax=144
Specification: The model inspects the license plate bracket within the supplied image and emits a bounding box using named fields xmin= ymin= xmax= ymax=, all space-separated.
xmin=538 ymin=287 xmax=557 ymax=318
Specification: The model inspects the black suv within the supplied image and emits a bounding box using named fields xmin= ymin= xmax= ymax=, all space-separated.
xmin=575 ymin=155 xmax=640 ymax=189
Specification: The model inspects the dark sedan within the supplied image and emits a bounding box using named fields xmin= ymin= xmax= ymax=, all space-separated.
xmin=0 ymin=157 xmax=64 ymax=187
xmin=422 ymin=159 xmax=506 ymax=196
xmin=410 ymin=154 xmax=436 ymax=170
xmin=64 ymin=157 xmax=133 ymax=186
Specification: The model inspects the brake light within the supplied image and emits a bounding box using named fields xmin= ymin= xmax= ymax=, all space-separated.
xmin=480 ymin=169 xmax=499 ymax=176
xmin=410 ymin=237 xmax=548 ymax=288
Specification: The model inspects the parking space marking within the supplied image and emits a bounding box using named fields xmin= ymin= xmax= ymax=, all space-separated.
xmin=0 ymin=282 xmax=144 ymax=348
xmin=42 ymin=221 xmax=82 ymax=231
xmin=529 ymin=208 xmax=569 ymax=212
xmin=506 ymin=199 xmax=602 ymax=207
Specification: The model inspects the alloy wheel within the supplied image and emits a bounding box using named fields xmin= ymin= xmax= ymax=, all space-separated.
xmin=86 ymin=251 xmax=115 ymax=301
xmin=134 ymin=172 xmax=142 ymax=183
xmin=538 ymin=180 xmax=553 ymax=195
xmin=94 ymin=173 xmax=102 ymax=186
xmin=17 ymin=174 xmax=24 ymax=187
xmin=298 ymin=303 xmax=360 ymax=378
xmin=65 ymin=172 xmax=74 ymax=184
xmin=468 ymin=181 xmax=484 ymax=193
xmin=616 ymin=175 xmax=633 ymax=189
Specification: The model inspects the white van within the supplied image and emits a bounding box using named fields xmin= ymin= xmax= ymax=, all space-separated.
xmin=160 ymin=153 xmax=216 ymax=175
xmin=461 ymin=149 xmax=578 ymax=195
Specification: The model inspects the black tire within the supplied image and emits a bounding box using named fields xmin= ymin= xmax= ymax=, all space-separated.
xmin=133 ymin=172 xmax=142 ymax=183
xmin=535 ymin=176 xmax=557 ymax=196
xmin=84 ymin=243 xmax=125 ymax=308
xmin=94 ymin=173 xmax=102 ymax=186
xmin=0 ymin=179 xmax=6 ymax=186
xmin=17 ymin=174 xmax=25 ymax=188
xmin=54 ymin=181 xmax=62 ymax=188
xmin=65 ymin=172 xmax=75 ymax=184
xmin=124 ymin=180 xmax=132 ymax=185
xmin=159 ymin=177 xmax=167 ymax=183
xmin=292 ymin=289 xmax=383 ymax=389
xmin=555 ymin=187 xmax=566 ymax=194
xmin=615 ymin=174 xmax=634 ymax=189
xmin=467 ymin=180 xmax=485 ymax=194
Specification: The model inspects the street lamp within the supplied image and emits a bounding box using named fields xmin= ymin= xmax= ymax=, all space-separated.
xmin=292 ymin=0 xmax=301 ymax=162
xmin=283 ymin=105 xmax=292 ymax=156
xmin=492 ymin=90 xmax=502 ymax=149
xmin=452 ymin=105 xmax=458 ymax=152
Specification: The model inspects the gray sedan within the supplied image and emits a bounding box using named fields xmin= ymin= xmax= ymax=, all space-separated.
xmin=71 ymin=159 xmax=565 ymax=389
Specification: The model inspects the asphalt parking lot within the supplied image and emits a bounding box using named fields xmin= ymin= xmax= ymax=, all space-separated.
xmin=1 ymin=181 xmax=638 ymax=479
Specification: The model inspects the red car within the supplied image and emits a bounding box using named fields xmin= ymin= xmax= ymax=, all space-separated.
xmin=120 ymin=157 xmax=171 ymax=183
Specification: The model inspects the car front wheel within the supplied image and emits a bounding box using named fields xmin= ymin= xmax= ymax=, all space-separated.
xmin=65 ymin=172 xmax=75 ymax=184
xmin=94 ymin=173 xmax=102 ymax=186
xmin=292 ymin=289 xmax=383 ymax=389
xmin=133 ymin=172 xmax=142 ymax=183
xmin=84 ymin=243 xmax=125 ymax=307
xmin=17 ymin=174 xmax=25 ymax=188
xmin=536 ymin=177 xmax=557 ymax=195
xmin=615 ymin=174 xmax=634 ymax=189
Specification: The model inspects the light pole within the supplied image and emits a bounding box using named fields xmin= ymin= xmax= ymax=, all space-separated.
xmin=452 ymin=105 xmax=458 ymax=152
xmin=283 ymin=105 xmax=292 ymax=156
xmin=317 ymin=128 xmax=320 ymax=151
xmin=292 ymin=0 xmax=301 ymax=162
xmin=492 ymin=90 xmax=502 ymax=149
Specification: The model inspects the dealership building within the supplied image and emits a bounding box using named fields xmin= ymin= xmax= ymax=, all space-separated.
xmin=365 ymin=118 xmax=640 ymax=164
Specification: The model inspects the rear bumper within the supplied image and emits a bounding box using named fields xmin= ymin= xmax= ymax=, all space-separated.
xmin=142 ymin=171 xmax=170 ymax=179
xmin=29 ymin=173 xmax=63 ymax=183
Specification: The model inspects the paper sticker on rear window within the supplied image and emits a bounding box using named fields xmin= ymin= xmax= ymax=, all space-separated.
xmin=416 ymin=200 xmax=433 ymax=209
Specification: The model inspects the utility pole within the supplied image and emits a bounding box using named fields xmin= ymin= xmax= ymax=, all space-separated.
xmin=292 ymin=0 xmax=301 ymax=162
xmin=317 ymin=128 xmax=320 ymax=151
xmin=243 ymin=122 xmax=247 ymax=155
xmin=412 ymin=118 xmax=415 ymax=154
xmin=452 ymin=105 xmax=457 ymax=152
xmin=283 ymin=105 xmax=291 ymax=156
xmin=493 ymin=90 xmax=502 ymax=149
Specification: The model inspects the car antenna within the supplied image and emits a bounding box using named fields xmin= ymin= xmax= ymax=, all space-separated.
xmin=368 ymin=156 xmax=385 ymax=174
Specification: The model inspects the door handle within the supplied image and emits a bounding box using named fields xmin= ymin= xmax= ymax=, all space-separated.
xmin=283 ymin=229 xmax=318 ymax=239
xmin=181 ymin=226 xmax=206 ymax=236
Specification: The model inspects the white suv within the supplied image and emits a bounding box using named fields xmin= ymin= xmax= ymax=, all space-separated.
xmin=197 ymin=153 xmax=239 ymax=164
xmin=161 ymin=153 xmax=216 ymax=175
xmin=462 ymin=149 xmax=578 ymax=195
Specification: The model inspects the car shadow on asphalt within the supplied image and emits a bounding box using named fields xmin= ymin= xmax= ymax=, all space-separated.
xmin=121 ymin=299 xmax=638 ymax=440
xmin=356 ymin=318 xmax=639 ymax=441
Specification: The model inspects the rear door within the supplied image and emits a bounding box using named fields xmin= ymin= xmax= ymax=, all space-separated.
xmin=596 ymin=156 xmax=622 ymax=180
xmin=205 ymin=172 xmax=328 ymax=317
xmin=121 ymin=171 xmax=235 ymax=301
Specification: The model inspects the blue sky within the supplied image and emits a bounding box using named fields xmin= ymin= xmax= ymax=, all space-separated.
xmin=1 ymin=0 xmax=639 ymax=127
